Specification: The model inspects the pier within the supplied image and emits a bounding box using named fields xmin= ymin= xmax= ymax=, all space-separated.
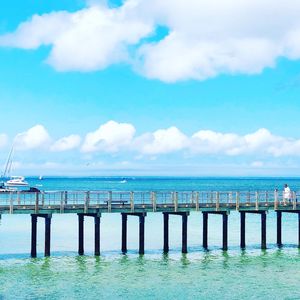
xmin=0 ymin=190 xmax=299 ymax=257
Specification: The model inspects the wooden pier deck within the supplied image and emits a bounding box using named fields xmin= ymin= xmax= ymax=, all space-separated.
xmin=0 ymin=190 xmax=299 ymax=257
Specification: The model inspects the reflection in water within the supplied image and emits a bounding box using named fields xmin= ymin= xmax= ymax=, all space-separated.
xmin=0 ymin=249 xmax=299 ymax=299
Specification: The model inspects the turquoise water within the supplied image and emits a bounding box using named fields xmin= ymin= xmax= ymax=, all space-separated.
xmin=1 ymin=177 xmax=300 ymax=299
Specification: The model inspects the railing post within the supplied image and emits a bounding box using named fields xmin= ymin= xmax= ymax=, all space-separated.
xmin=64 ymin=191 xmax=68 ymax=205
xmin=130 ymin=191 xmax=135 ymax=212
xmin=173 ymin=192 xmax=178 ymax=212
xmin=108 ymin=191 xmax=112 ymax=213
xmin=247 ymin=191 xmax=250 ymax=204
xmin=191 ymin=191 xmax=194 ymax=204
xmin=35 ymin=192 xmax=39 ymax=214
xmin=210 ymin=191 xmax=213 ymax=204
xmin=152 ymin=192 xmax=156 ymax=212
xmin=195 ymin=192 xmax=199 ymax=211
xmin=293 ymin=191 xmax=296 ymax=210
xmin=255 ymin=191 xmax=259 ymax=211
xmin=60 ymin=191 xmax=64 ymax=213
xmin=17 ymin=191 xmax=20 ymax=205
xmin=41 ymin=191 xmax=45 ymax=206
xmin=229 ymin=192 xmax=233 ymax=204
xmin=274 ymin=190 xmax=278 ymax=210
xmin=236 ymin=192 xmax=240 ymax=211
xmin=84 ymin=191 xmax=90 ymax=213
xmin=216 ymin=192 xmax=220 ymax=211
xmin=9 ymin=192 xmax=13 ymax=214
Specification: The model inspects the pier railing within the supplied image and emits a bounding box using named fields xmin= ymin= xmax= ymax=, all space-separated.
xmin=0 ymin=190 xmax=299 ymax=214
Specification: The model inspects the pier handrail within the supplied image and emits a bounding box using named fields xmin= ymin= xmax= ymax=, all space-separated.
xmin=0 ymin=189 xmax=299 ymax=214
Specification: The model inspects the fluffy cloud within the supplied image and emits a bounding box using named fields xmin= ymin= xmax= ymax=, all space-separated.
xmin=4 ymin=123 xmax=300 ymax=158
xmin=81 ymin=120 xmax=136 ymax=153
xmin=191 ymin=128 xmax=300 ymax=157
xmin=1 ymin=1 xmax=300 ymax=81
xmin=50 ymin=134 xmax=81 ymax=151
xmin=15 ymin=125 xmax=51 ymax=150
xmin=0 ymin=3 xmax=153 ymax=71
xmin=191 ymin=130 xmax=242 ymax=155
xmin=135 ymin=126 xmax=188 ymax=155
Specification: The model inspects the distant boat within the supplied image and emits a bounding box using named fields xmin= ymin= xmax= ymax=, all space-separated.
xmin=39 ymin=175 xmax=43 ymax=180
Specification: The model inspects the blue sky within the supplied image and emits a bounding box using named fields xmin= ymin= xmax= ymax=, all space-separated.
xmin=1 ymin=0 xmax=300 ymax=176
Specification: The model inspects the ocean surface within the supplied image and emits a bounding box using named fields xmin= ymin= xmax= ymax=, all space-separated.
xmin=1 ymin=177 xmax=300 ymax=299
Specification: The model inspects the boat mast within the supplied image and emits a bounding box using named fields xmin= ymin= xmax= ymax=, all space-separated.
xmin=2 ymin=144 xmax=14 ymax=178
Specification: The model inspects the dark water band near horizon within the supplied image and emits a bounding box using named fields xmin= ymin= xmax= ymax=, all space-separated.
xmin=1 ymin=177 xmax=300 ymax=299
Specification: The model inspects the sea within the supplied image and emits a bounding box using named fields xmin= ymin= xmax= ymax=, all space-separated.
xmin=1 ymin=177 xmax=300 ymax=299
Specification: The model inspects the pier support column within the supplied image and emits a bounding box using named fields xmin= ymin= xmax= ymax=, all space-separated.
xmin=30 ymin=214 xmax=52 ymax=258
xmin=31 ymin=215 xmax=37 ymax=258
xmin=94 ymin=216 xmax=100 ymax=256
xmin=121 ymin=213 xmax=128 ymax=254
xmin=261 ymin=212 xmax=267 ymax=250
xmin=203 ymin=212 xmax=208 ymax=249
xmin=163 ymin=213 xmax=169 ymax=253
xmin=162 ymin=212 xmax=189 ymax=253
xmin=182 ymin=213 xmax=188 ymax=254
xmin=44 ymin=215 xmax=51 ymax=257
xmin=240 ymin=212 xmax=246 ymax=249
xmin=139 ymin=215 xmax=145 ymax=255
xmin=222 ymin=213 xmax=228 ymax=251
xmin=77 ymin=213 xmax=101 ymax=256
xmin=121 ymin=213 xmax=147 ymax=254
xmin=78 ymin=214 xmax=84 ymax=255
xmin=277 ymin=211 xmax=282 ymax=247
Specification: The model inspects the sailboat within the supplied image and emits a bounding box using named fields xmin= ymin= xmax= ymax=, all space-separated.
xmin=2 ymin=143 xmax=28 ymax=187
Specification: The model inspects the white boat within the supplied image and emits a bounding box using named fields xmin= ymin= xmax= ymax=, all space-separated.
xmin=4 ymin=176 xmax=28 ymax=187
xmin=1 ymin=141 xmax=29 ymax=188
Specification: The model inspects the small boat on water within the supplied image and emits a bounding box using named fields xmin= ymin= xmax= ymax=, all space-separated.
xmin=4 ymin=176 xmax=28 ymax=187
xmin=1 ymin=141 xmax=29 ymax=189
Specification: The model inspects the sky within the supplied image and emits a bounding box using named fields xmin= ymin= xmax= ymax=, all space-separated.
xmin=0 ymin=0 xmax=300 ymax=176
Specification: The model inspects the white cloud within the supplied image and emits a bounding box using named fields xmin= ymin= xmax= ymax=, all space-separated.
xmin=136 ymin=0 xmax=300 ymax=81
xmin=81 ymin=120 xmax=136 ymax=153
xmin=0 ymin=134 xmax=8 ymax=148
xmin=2 ymin=1 xmax=300 ymax=81
xmin=50 ymin=134 xmax=81 ymax=151
xmin=191 ymin=128 xmax=300 ymax=157
xmin=0 ymin=3 xmax=153 ymax=72
xmin=3 ymin=123 xmax=300 ymax=159
xmin=134 ymin=126 xmax=188 ymax=155
xmin=15 ymin=125 xmax=51 ymax=150
xmin=191 ymin=130 xmax=242 ymax=155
